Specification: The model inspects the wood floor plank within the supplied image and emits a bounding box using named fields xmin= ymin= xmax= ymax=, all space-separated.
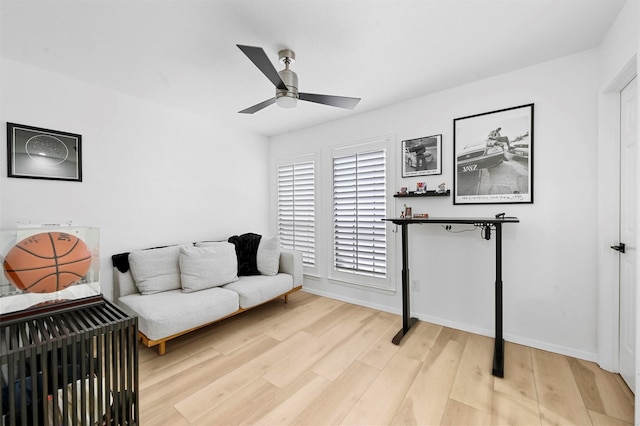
xmin=588 ymin=409 xmax=634 ymax=426
xmin=449 ymin=333 xmax=495 ymax=413
xmin=391 ymin=340 xmax=465 ymax=426
xmin=233 ymin=371 xmax=328 ymax=425
xmin=210 ymin=295 xmax=341 ymax=354
xmin=356 ymin=317 xmax=401 ymax=370
xmin=138 ymin=342 xmax=160 ymax=364
xmin=303 ymin=302 xmax=377 ymax=336
xmin=139 ymin=346 xmax=221 ymax=390
xmin=139 ymin=335 xmax=279 ymax=414
xmin=421 ymin=326 xmax=469 ymax=370
xmin=614 ymin=374 xmax=635 ymax=406
xmin=139 ymin=405 xmax=190 ymax=426
xmin=491 ymin=390 xmax=542 ymax=426
xmin=264 ymin=296 xmax=346 ymax=341
xmin=146 ymin=298 xmax=273 ymax=356
xmin=138 ymin=345 xmax=194 ymax=379
xmin=311 ymin=311 xmax=395 ymax=380
xmin=568 ymin=357 xmax=634 ymax=423
xmin=340 ymin=353 xmax=421 ymax=425
xmin=243 ymin=372 xmax=330 ymax=425
xmin=293 ymin=361 xmax=380 ymax=425
xmin=440 ymin=398 xmax=491 ymax=426
xmin=263 ymin=318 xmax=367 ymax=388
xmin=493 ymin=342 xmax=538 ymax=404
xmin=164 ymin=304 xmax=271 ymax=355
xmin=174 ymin=331 xmax=313 ymax=422
xmin=531 ymin=348 xmax=592 ymax=426
xmin=192 ymin=377 xmax=281 ymax=425
xmin=397 ymin=320 xmax=443 ymax=362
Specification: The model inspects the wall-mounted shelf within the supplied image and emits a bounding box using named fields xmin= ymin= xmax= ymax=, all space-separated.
xmin=394 ymin=190 xmax=450 ymax=198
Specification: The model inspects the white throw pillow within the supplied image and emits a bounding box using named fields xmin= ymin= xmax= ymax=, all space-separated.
xmin=179 ymin=243 xmax=238 ymax=293
xmin=257 ymin=236 xmax=280 ymax=276
xmin=129 ymin=246 xmax=182 ymax=295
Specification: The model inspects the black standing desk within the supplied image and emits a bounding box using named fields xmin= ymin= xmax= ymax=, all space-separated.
xmin=383 ymin=216 xmax=519 ymax=378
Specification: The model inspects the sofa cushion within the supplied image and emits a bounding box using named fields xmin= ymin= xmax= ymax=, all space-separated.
xmin=118 ymin=287 xmax=240 ymax=341
xmin=179 ymin=243 xmax=238 ymax=293
xmin=129 ymin=245 xmax=182 ymax=295
xmin=257 ymin=236 xmax=280 ymax=276
xmin=228 ymin=233 xmax=262 ymax=276
xmin=223 ymin=273 xmax=293 ymax=309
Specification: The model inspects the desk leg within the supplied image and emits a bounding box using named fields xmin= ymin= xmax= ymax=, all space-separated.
xmin=392 ymin=223 xmax=418 ymax=345
xmin=492 ymin=223 xmax=505 ymax=378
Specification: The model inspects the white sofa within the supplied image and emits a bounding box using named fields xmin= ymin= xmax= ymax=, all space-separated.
xmin=111 ymin=236 xmax=302 ymax=355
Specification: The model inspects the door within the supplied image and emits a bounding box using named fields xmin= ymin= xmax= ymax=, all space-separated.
xmin=618 ymin=76 xmax=637 ymax=391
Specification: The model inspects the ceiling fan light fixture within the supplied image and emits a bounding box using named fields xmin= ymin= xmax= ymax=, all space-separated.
xmin=276 ymin=92 xmax=298 ymax=108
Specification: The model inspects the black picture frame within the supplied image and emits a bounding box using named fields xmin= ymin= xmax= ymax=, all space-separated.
xmin=7 ymin=123 xmax=82 ymax=182
xmin=453 ymin=104 xmax=533 ymax=204
xmin=401 ymin=134 xmax=442 ymax=177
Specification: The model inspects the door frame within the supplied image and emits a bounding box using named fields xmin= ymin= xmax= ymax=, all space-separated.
xmin=596 ymin=54 xmax=637 ymax=375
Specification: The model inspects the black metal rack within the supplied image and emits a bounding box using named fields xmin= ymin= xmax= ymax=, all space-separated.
xmin=1 ymin=297 xmax=139 ymax=425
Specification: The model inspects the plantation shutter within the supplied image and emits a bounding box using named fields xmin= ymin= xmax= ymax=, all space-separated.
xmin=333 ymin=149 xmax=386 ymax=278
xmin=277 ymin=161 xmax=315 ymax=267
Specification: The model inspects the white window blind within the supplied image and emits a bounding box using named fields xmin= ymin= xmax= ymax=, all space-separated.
xmin=277 ymin=161 xmax=316 ymax=267
xmin=333 ymin=149 xmax=386 ymax=278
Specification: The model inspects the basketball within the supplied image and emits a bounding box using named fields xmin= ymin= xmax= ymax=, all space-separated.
xmin=3 ymin=232 xmax=92 ymax=293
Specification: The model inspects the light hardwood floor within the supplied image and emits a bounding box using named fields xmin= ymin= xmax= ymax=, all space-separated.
xmin=137 ymin=292 xmax=635 ymax=425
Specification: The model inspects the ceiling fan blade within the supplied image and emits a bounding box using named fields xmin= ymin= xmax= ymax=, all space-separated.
xmin=299 ymin=93 xmax=361 ymax=110
xmin=237 ymin=45 xmax=287 ymax=91
xmin=238 ymin=97 xmax=277 ymax=114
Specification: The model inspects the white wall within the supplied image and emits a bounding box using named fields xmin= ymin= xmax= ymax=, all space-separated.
xmin=270 ymin=49 xmax=601 ymax=361
xmin=0 ymin=58 xmax=270 ymax=299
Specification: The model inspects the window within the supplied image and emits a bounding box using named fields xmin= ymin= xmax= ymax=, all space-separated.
xmin=333 ymin=147 xmax=387 ymax=280
xmin=277 ymin=160 xmax=316 ymax=267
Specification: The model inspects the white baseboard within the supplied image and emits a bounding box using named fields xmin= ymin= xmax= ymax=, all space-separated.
xmin=300 ymin=287 xmax=402 ymax=316
xmin=300 ymin=288 xmax=598 ymax=363
xmin=413 ymin=312 xmax=598 ymax=363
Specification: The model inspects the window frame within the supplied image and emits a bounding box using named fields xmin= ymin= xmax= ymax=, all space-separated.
xmin=329 ymin=137 xmax=395 ymax=291
xmin=276 ymin=152 xmax=319 ymax=276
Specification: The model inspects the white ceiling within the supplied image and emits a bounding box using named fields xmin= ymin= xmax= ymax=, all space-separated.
xmin=0 ymin=0 xmax=626 ymax=137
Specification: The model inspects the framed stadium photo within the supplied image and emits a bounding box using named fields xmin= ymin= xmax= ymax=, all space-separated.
xmin=453 ymin=104 xmax=533 ymax=205
xmin=401 ymin=134 xmax=442 ymax=177
xmin=7 ymin=123 xmax=82 ymax=182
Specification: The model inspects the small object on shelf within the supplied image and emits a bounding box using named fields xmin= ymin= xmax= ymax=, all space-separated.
xmin=399 ymin=186 xmax=408 ymax=195
xmin=393 ymin=189 xmax=450 ymax=198
xmin=413 ymin=213 xmax=429 ymax=218
xmin=416 ymin=182 xmax=426 ymax=193
xmin=404 ymin=204 xmax=412 ymax=218
xmin=437 ymin=182 xmax=446 ymax=193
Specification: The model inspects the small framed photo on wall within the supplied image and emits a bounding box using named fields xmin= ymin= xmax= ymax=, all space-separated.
xmin=402 ymin=134 xmax=442 ymax=177
xmin=7 ymin=123 xmax=82 ymax=182
xmin=453 ymin=104 xmax=533 ymax=204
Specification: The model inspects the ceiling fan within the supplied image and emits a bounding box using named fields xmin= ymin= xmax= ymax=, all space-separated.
xmin=237 ymin=44 xmax=361 ymax=114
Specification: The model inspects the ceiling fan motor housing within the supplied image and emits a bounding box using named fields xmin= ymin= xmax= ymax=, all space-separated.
xmin=276 ymin=64 xmax=298 ymax=107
